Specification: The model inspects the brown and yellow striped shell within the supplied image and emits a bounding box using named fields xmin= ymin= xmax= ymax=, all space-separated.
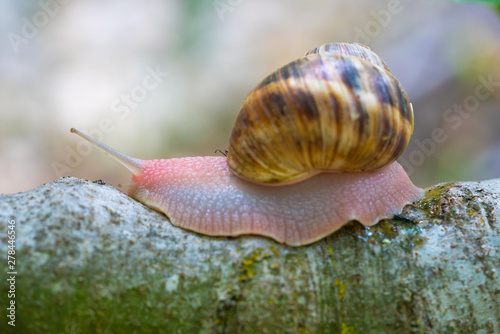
xmin=227 ymin=42 xmax=414 ymax=185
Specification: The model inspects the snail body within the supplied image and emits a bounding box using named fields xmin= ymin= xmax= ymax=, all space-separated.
xmin=71 ymin=42 xmax=423 ymax=246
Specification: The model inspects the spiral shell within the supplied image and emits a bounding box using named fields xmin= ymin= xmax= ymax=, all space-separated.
xmin=227 ymin=42 xmax=413 ymax=185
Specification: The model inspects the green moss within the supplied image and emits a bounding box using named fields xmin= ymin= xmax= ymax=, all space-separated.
xmin=238 ymin=247 xmax=265 ymax=282
xmin=7 ymin=254 xmax=220 ymax=334
xmin=342 ymin=217 xmax=425 ymax=254
xmin=417 ymin=182 xmax=457 ymax=217
xmin=341 ymin=322 xmax=357 ymax=334
xmin=334 ymin=279 xmax=345 ymax=300
xmin=2 ymin=241 xmax=328 ymax=333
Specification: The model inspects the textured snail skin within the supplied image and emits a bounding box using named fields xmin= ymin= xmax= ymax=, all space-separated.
xmin=126 ymin=156 xmax=422 ymax=246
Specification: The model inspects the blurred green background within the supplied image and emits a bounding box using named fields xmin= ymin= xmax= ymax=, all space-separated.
xmin=1 ymin=0 xmax=499 ymax=194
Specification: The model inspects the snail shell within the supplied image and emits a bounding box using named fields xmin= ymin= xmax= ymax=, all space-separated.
xmin=227 ymin=42 xmax=413 ymax=185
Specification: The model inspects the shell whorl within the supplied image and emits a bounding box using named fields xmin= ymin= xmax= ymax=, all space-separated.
xmin=227 ymin=43 xmax=413 ymax=185
xmin=305 ymin=42 xmax=390 ymax=72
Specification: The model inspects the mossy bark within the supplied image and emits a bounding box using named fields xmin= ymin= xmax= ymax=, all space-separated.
xmin=0 ymin=177 xmax=499 ymax=333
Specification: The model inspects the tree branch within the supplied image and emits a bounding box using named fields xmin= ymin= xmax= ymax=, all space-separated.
xmin=0 ymin=177 xmax=499 ymax=333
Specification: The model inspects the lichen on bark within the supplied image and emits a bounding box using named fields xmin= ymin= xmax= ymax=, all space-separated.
xmin=0 ymin=176 xmax=499 ymax=333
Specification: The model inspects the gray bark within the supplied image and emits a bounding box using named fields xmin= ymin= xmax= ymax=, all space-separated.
xmin=0 ymin=176 xmax=499 ymax=333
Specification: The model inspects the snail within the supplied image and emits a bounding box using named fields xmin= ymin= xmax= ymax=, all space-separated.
xmin=71 ymin=42 xmax=423 ymax=246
